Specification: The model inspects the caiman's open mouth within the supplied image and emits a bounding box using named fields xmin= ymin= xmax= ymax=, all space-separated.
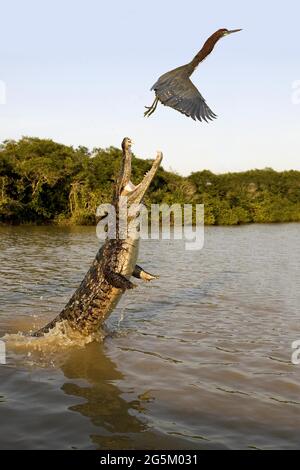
xmin=119 ymin=137 xmax=162 ymax=204
xmin=122 ymin=181 xmax=136 ymax=194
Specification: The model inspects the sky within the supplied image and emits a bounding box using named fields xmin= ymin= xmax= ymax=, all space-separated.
xmin=0 ymin=0 xmax=300 ymax=175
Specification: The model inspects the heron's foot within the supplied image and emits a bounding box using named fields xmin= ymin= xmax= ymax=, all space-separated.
xmin=144 ymin=97 xmax=159 ymax=117
xmin=144 ymin=106 xmax=152 ymax=117
xmin=144 ymin=106 xmax=155 ymax=118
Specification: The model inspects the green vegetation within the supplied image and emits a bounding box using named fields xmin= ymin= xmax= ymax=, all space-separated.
xmin=1 ymin=137 xmax=300 ymax=225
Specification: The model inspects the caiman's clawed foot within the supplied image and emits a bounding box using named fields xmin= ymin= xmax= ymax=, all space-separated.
xmin=133 ymin=265 xmax=159 ymax=282
xmin=144 ymin=97 xmax=159 ymax=117
xmin=104 ymin=268 xmax=137 ymax=290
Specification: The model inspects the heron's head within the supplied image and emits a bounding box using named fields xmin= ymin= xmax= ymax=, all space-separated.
xmin=219 ymin=28 xmax=242 ymax=37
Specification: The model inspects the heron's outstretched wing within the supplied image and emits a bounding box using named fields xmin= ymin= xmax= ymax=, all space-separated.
xmin=152 ymin=76 xmax=217 ymax=122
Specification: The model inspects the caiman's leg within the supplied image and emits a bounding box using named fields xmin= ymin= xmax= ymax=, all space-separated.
xmin=133 ymin=265 xmax=159 ymax=282
xmin=144 ymin=97 xmax=159 ymax=117
xmin=104 ymin=267 xmax=136 ymax=290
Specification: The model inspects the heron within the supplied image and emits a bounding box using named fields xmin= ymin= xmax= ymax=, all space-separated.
xmin=144 ymin=28 xmax=242 ymax=122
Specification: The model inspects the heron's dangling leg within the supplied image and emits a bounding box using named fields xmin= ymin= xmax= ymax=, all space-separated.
xmin=144 ymin=97 xmax=159 ymax=117
xmin=133 ymin=265 xmax=159 ymax=282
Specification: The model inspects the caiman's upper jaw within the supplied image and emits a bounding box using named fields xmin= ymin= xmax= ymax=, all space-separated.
xmin=119 ymin=137 xmax=133 ymax=193
xmin=125 ymin=151 xmax=163 ymax=205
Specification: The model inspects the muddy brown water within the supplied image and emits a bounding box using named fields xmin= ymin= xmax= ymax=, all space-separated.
xmin=0 ymin=224 xmax=299 ymax=449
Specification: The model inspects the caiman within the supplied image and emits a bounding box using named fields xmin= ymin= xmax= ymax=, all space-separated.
xmin=33 ymin=138 xmax=162 ymax=337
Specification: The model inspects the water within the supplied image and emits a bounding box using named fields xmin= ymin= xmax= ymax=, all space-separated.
xmin=0 ymin=224 xmax=299 ymax=450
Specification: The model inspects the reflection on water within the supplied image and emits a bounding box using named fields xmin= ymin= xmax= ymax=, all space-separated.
xmin=0 ymin=224 xmax=300 ymax=449
xmin=61 ymin=343 xmax=147 ymax=448
xmin=60 ymin=342 xmax=203 ymax=449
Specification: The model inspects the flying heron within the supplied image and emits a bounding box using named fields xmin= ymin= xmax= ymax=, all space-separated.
xmin=144 ymin=28 xmax=242 ymax=122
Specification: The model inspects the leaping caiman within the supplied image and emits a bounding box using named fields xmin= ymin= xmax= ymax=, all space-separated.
xmin=33 ymin=138 xmax=162 ymax=337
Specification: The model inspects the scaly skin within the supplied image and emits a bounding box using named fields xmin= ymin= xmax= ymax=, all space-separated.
xmin=33 ymin=138 xmax=162 ymax=337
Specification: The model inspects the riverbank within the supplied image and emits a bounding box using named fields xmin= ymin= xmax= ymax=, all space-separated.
xmin=1 ymin=137 xmax=300 ymax=226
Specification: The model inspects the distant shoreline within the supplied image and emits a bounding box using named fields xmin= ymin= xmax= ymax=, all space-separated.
xmin=1 ymin=220 xmax=300 ymax=228
xmin=1 ymin=137 xmax=300 ymax=226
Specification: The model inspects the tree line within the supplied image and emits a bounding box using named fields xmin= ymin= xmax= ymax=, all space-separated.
xmin=0 ymin=137 xmax=300 ymax=225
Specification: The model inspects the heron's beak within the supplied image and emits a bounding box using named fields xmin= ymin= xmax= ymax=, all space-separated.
xmin=227 ymin=29 xmax=243 ymax=34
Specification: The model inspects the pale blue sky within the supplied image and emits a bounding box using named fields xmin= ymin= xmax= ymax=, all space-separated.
xmin=0 ymin=0 xmax=299 ymax=174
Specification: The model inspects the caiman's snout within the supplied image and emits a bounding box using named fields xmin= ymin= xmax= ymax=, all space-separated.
xmin=119 ymin=137 xmax=133 ymax=194
xmin=121 ymin=137 xmax=133 ymax=151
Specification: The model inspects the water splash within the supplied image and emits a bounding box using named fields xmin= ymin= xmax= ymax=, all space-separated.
xmin=2 ymin=321 xmax=106 ymax=368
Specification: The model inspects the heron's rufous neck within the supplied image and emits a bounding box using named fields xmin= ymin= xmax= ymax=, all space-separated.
xmin=189 ymin=30 xmax=224 ymax=72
